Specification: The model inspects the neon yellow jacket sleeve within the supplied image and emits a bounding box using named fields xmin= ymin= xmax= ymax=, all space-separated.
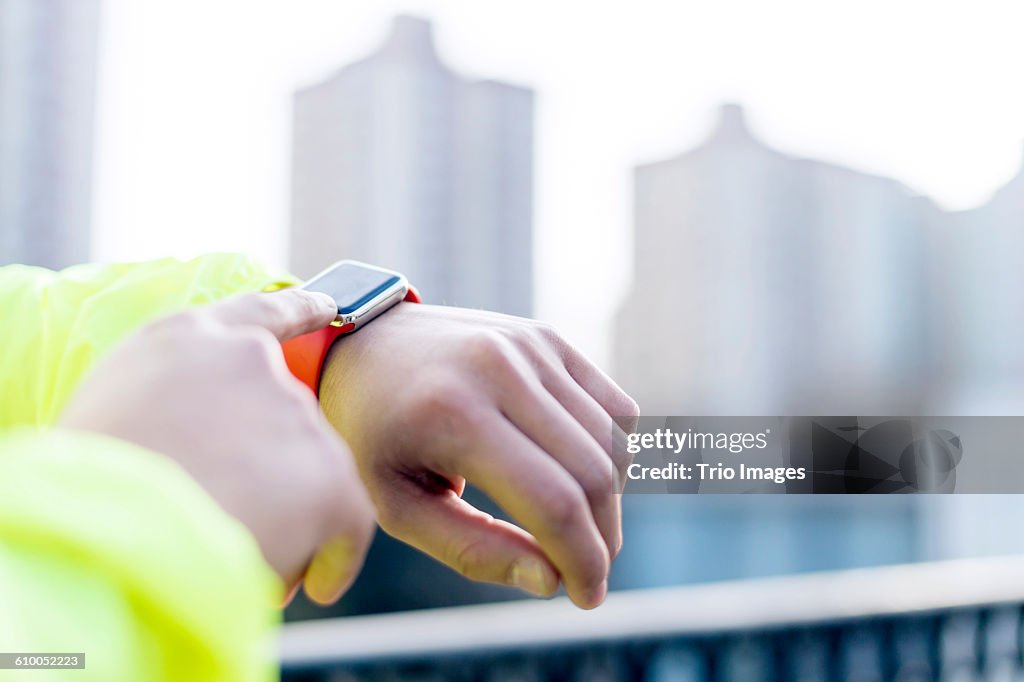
xmin=0 ymin=254 xmax=298 ymax=682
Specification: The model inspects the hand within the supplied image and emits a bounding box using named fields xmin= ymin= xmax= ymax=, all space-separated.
xmin=60 ymin=290 xmax=375 ymax=604
xmin=320 ymin=303 xmax=639 ymax=609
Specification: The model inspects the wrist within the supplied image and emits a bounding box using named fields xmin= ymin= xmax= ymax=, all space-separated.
xmin=317 ymin=301 xmax=423 ymax=436
xmin=280 ymin=261 xmax=419 ymax=396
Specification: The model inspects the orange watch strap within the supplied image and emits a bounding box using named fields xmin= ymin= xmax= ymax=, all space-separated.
xmin=282 ymin=285 xmax=421 ymax=396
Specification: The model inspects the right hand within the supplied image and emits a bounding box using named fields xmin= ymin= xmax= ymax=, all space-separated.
xmin=59 ymin=290 xmax=375 ymax=605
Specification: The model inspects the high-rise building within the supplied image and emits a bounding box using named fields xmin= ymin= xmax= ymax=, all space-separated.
xmin=290 ymin=15 xmax=534 ymax=316
xmin=611 ymin=104 xmax=1024 ymax=587
xmin=612 ymin=105 xmax=938 ymax=586
xmin=615 ymin=104 xmax=935 ymax=416
xmin=0 ymin=0 xmax=100 ymax=269
xmin=286 ymin=15 xmax=534 ymax=620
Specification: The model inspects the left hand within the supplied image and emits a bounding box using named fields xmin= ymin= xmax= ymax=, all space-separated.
xmin=318 ymin=303 xmax=638 ymax=609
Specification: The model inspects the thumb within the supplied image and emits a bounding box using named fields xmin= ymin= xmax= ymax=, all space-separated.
xmin=379 ymin=491 xmax=560 ymax=600
xmin=209 ymin=289 xmax=338 ymax=341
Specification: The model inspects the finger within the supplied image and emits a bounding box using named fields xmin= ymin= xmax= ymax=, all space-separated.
xmin=542 ymin=368 xmax=634 ymax=488
xmin=553 ymin=334 xmax=639 ymax=430
xmin=441 ymin=416 xmax=610 ymax=609
xmin=303 ymin=532 xmax=371 ymax=605
xmin=377 ymin=485 xmax=559 ymax=598
xmin=495 ymin=364 xmax=622 ymax=561
xmin=209 ymin=289 xmax=338 ymax=341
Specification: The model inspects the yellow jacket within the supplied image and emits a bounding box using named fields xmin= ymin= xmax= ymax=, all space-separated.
xmin=0 ymin=254 xmax=298 ymax=681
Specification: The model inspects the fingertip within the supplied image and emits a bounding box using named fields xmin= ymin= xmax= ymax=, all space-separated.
xmin=592 ymin=578 xmax=608 ymax=607
xmin=303 ymin=566 xmax=356 ymax=606
xmin=303 ymin=578 xmax=351 ymax=606
xmin=303 ymin=290 xmax=340 ymax=322
xmin=574 ymin=578 xmax=608 ymax=610
xmin=303 ymin=536 xmax=360 ymax=605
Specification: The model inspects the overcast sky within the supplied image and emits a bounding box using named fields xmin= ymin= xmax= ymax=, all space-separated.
xmin=92 ymin=0 xmax=1024 ymax=367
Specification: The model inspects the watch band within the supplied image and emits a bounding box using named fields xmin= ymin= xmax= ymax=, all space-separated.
xmin=282 ymin=285 xmax=421 ymax=396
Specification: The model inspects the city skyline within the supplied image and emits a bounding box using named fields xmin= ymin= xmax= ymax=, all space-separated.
xmin=4 ymin=3 xmax=1019 ymax=393
xmin=88 ymin=1 xmax=1024 ymax=371
xmin=4 ymin=1 xmax=1024 ymax=605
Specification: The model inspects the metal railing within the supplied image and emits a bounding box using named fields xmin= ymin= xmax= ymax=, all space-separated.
xmin=279 ymin=556 xmax=1024 ymax=680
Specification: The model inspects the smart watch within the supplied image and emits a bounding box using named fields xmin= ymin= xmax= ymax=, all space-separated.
xmin=281 ymin=260 xmax=421 ymax=395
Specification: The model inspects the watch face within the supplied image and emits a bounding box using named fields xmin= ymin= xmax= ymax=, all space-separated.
xmin=302 ymin=261 xmax=402 ymax=315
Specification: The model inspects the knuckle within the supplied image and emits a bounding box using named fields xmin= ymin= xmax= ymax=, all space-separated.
xmin=531 ymin=320 xmax=562 ymax=343
xmin=468 ymin=330 xmax=528 ymax=385
xmin=231 ymin=330 xmax=278 ymax=366
xmin=294 ymin=289 xmax=324 ymax=319
xmin=612 ymin=392 xmax=641 ymax=428
xmin=275 ymin=289 xmax=316 ymax=321
xmin=528 ymin=320 xmax=567 ymax=352
xmin=465 ymin=330 xmax=514 ymax=367
xmin=444 ymin=535 xmax=492 ymax=581
xmin=617 ymin=393 xmax=640 ymax=418
xmin=540 ymin=481 xmax=588 ymax=533
xmin=579 ymin=459 xmax=615 ymax=500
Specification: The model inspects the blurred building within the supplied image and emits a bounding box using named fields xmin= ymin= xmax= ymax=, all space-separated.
xmin=0 ymin=0 xmax=99 ymax=269
xmin=612 ymin=104 xmax=1024 ymax=589
xmin=287 ymin=15 xmax=534 ymax=622
xmin=939 ymin=150 xmax=1024 ymax=404
xmin=615 ymin=103 xmax=937 ymax=417
xmin=612 ymin=105 xmax=935 ymax=587
xmin=290 ymin=15 xmax=534 ymax=316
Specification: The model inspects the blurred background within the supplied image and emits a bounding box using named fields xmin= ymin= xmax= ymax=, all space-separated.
xmin=4 ymin=0 xmax=1024 ymax=624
